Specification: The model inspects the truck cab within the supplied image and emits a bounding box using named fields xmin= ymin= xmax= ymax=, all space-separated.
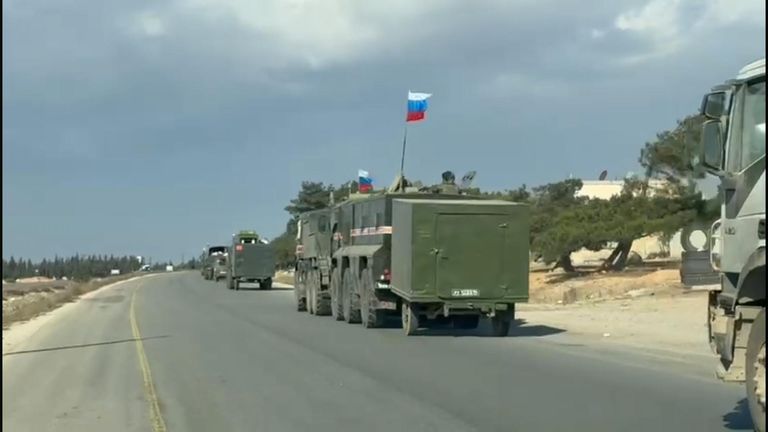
xmin=699 ymin=58 xmax=765 ymax=431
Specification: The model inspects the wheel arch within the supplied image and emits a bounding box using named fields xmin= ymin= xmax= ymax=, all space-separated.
xmin=737 ymin=248 xmax=766 ymax=306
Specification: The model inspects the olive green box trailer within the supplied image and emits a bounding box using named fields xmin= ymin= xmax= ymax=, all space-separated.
xmin=390 ymin=199 xmax=530 ymax=335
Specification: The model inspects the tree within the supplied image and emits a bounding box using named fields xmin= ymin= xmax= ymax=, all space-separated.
xmin=528 ymin=179 xmax=587 ymax=271
xmin=532 ymin=180 xmax=705 ymax=271
xmin=284 ymin=181 xmax=334 ymax=218
xmin=640 ymin=114 xmax=706 ymax=183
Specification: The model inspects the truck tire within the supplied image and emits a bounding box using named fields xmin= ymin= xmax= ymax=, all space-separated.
xmin=401 ymin=301 xmax=419 ymax=336
xmin=227 ymin=274 xmax=234 ymax=290
xmin=312 ymin=270 xmax=331 ymax=316
xmin=453 ymin=315 xmax=480 ymax=330
xmin=342 ymin=268 xmax=361 ymax=324
xmin=746 ymin=308 xmax=766 ymax=432
xmin=307 ymin=271 xmax=316 ymax=315
xmin=680 ymin=222 xmax=712 ymax=252
xmin=259 ymin=278 xmax=272 ymax=290
xmin=491 ymin=313 xmax=512 ymax=337
xmin=360 ymin=269 xmax=385 ymax=328
xmin=330 ymin=267 xmax=344 ymax=321
xmin=234 ymin=279 xmax=240 ymax=291
xmin=294 ymin=271 xmax=306 ymax=312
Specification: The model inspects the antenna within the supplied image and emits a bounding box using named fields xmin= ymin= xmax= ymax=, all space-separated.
xmin=460 ymin=171 xmax=476 ymax=189
xmin=598 ymin=170 xmax=608 ymax=181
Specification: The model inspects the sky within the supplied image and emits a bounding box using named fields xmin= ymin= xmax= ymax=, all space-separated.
xmin=2 ymin=0 xmax=765 ymax=262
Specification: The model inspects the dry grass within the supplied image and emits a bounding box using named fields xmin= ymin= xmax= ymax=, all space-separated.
xmin=529 ymin=268 xmax=683 ymax=304
xmin=274 ymin=271 xmax=294 ymax=286
xmin=2 ymin=274 xmax=141 ymax=328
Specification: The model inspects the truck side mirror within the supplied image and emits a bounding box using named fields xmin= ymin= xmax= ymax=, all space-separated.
xmin=701 ymin=120 xmax=725 ymax=175
xmin=700 ymin=91 xmax=728 ymax=119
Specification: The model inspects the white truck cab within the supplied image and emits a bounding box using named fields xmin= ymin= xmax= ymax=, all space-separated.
xmin=699 ymin=58 xmax=765 ymax=432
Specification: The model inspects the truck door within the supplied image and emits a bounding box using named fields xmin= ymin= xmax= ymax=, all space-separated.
xmin=434 ymin=213 xmax=508 ymax=299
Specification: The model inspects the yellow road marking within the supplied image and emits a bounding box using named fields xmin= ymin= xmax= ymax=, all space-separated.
xmin=130 ymin=284 xmax=168 ymax=432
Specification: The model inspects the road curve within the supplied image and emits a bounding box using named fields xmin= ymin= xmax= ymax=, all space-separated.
xmin=2 ymin=272 xmax=754 ymax=431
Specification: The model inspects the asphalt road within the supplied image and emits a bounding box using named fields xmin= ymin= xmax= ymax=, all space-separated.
xmin=2 ymin=272 xmax=755 ymax=431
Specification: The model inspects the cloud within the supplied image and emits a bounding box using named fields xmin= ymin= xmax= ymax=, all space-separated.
xmin=2 ymin=0 xmax=765 ymax=260
xmin=608 ymin=0 xmax=765 ymax=65
xmin=590 ymin=28 xmax=607 ymax=39
xmin=136 ymin=11 xmax=166 ymax=37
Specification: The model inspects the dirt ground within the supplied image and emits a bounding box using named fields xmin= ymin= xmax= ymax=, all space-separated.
xmin=274 ymin=270 xmax=294 ymax=286
xmin=2 ymin=274 xmax=143 ymax=328
xmin=520 ymin=268 xmax=713 ymax=354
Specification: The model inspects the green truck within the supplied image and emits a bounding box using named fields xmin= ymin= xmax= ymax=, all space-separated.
xmin=294 ymin=208 xmax=333 ymax=313
xmin=294 ymin=178 xmax=530 ymax=336
xmin=226 ymin=231 xmax=276 ymax=291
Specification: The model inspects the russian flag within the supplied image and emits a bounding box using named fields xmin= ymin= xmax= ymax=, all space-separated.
xmin=358 ymin=170 xmax=373 ymax=193
xmin=406 ymin=91 xmax=432 ymax=122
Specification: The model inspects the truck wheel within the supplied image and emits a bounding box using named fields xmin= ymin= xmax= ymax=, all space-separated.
xmin=307 ymin=271 xmax=317 ymax=315
xmin=294 ymin=270 xmax=307 ymax=311
xmin=453 ymin=315 xmax=480 ymax=330
xmin=227 ymin=274 xmax=234 ymax=290
xmin=491 ymin=313 xmax=512 ymax=337
xmin=312 ymin=270 xmax=331 ymax=316
xmin=342 ymin=268 xmax=361 ymax=324
xmin=747 ymin=309 xmax=766 ymax=432
xmin=330 ymin=268 xmax=344 ymax=321
xmin=294 ymin=275 xmax=306 ymax=312
xmin=360 ymin=269 xmax=385 ymax=328
xmin=234 ymin=279 xmax=240 ymax=291
xmin=401 ymin=301 xmax=419 ymax=336
xmin=260 ymin=278 xmax=273 ymax=290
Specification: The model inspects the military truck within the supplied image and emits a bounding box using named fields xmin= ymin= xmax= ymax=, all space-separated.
xmin=202 ymin=245 xmax=228 ymax=280
xmin=226 ymin=231 xmax=276 ymax=291
xmin=697 ymin=58 xmax=765 ymax=432
xmin=294 ymin=175 xmax=530 ymax=336
xmin=210 ymin=253 xmax=229 ymax=282
xmin=294 ymin=208 xmax=334 ymax=313
xmin=200 ymin=246 xmax=228 ymax=280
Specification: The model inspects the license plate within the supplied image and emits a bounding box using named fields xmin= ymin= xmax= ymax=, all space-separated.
xmin=377 ymin=301 xmax=397 ymax=310
xmin=452 ymin=289 xmax=479 ymax=297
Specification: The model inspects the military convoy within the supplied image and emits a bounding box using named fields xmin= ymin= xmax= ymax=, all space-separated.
xmin=294 ymin=173 xmax=530 ymax=336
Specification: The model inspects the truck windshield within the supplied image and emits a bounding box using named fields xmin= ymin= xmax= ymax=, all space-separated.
xmin=737 ymin=79 xmax=766 ymax=170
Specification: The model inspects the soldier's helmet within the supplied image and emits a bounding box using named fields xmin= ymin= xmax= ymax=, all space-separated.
xmin=441 ymin=171 xmax=456 ymax=184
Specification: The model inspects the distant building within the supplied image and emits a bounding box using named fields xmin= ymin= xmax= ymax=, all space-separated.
xmin=576 ymin=179 xmax=669 ymax=199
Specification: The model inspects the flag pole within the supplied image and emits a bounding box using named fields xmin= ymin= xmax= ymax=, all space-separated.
xmin=399 ymin=123 xmax=408 ymax=177
xmin=399 ymin=89 xmax=410 ymax=192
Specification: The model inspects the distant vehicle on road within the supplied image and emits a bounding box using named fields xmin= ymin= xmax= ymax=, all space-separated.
xmin=211 ymin=255 xmax=228 ymax=281
xmin=140 ymin=264 xmax=151 ymax=272
xmin=201 ymin=245 xmax=228 ymax=280
xmin=165 ymin=265 xmax=174 ymax=272
xmin=226 ymin=231 xmax=275 ymax=290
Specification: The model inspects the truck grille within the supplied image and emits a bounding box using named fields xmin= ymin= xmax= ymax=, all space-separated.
xmin=759 ymin=219 xmax=765 ymax=240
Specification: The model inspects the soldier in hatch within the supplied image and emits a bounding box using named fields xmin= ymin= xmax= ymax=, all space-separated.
xmin=435 ymin=170 xmax=459 ymax=194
